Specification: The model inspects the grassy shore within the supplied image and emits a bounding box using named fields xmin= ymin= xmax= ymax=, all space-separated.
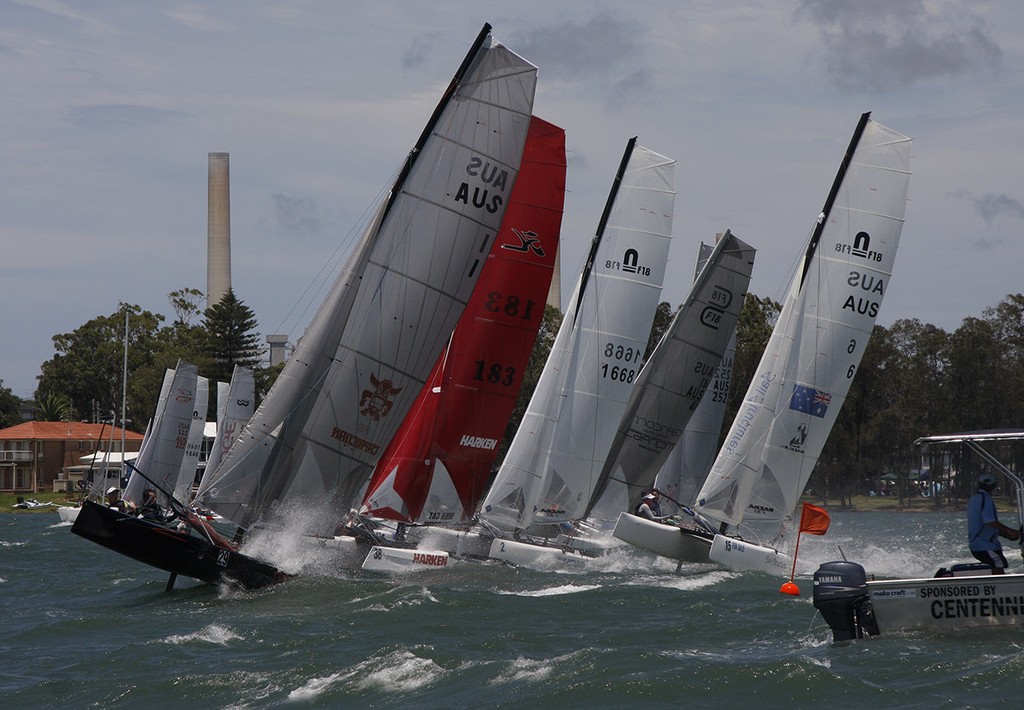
xmin=2 ymin=491 xmax=80 ymax=512
xmin=804 ymin=494 xmax=961 ymax=513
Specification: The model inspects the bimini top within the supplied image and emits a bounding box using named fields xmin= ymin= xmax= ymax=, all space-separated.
xmin=914 ymin=429 xmax=1024 ymax=446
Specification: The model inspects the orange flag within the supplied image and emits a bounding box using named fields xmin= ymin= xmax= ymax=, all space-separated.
xmin=798 ymin=502 xmax=830 ymax=535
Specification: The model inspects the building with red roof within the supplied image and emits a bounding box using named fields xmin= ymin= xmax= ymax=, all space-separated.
xmin=0 ymin=422 xmax=144 ymax=494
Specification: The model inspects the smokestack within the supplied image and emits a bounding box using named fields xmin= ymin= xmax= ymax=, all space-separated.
xmin=207 ymin=152 xmax=231 ymax=307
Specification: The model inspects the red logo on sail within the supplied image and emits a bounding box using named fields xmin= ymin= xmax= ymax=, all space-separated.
xmin=360 ymin=373 xmax=402 ymax=421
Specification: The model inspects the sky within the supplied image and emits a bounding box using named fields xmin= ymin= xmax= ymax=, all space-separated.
xmin=3 ymin=1 xmax=1023 ymax=400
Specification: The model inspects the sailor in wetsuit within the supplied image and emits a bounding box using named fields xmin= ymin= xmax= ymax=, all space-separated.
xmin=967 ymin=472 xmax=1021 ymax=574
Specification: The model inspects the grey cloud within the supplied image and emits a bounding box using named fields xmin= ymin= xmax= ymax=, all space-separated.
xmin=796 ymin=0 xmax=1002 ymax=91
xmin=272 ymin=194 xmax=324 ymax=236
xmin=509 ymin=13 xmax=642 ymax=81
xmin=402 ymin=32 xmax=444 ymax=71
xmin=973 ymin=193 xmax=1024 ymax=224
xmin=65 ymin=104 xmax=191 ymax=130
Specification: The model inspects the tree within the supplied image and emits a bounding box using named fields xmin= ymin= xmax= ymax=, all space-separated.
xmin=204 ymin=289 xmax=262 ymax=386
xmin=0 ymin=381 xmax=20 ymax=428
xmin=35 ymin=392 xmax=75 ymax=422
xmin=38 ymin=303 xmax=164 ymax=428
xmin=169 ymin=287 xmax=207 ymax=325
xmin=644 ymin=301 xmax=674 ymax=360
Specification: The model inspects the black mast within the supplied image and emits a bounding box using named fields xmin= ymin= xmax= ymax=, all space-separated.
xmin=573 ymin=136 xmax=638 ymax=326
xmin=799 ymin=111 xmax=871 ymax=286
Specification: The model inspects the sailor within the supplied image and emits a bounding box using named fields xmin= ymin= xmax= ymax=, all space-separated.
xmin=105 ymin=486 xmax=133 ymax=514
xmin=967 ymin=472 xmax=1021 ymax=574
xmin=635 ymin=490 xmax=664 ymax=521
xmin=137 ymin=488 xmax=176 ymax=524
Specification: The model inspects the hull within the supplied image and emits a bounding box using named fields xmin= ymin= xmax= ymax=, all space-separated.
xmin=611 ymin=512 xmax=713 ymax=563
xmin=487 ymin=537 xmax=589 ymax=569
xmin=57 ymin=506 xmax=80 ymax=524
xmin=71 ymin=501 xmax=288 ymax=590
xmin=813 ymin=560 xmax=1024 ymax=641
xmin=868 ymin=574 xmax=1024 ymax=633
xmin=361 ymin=546 xmax=450 ymax=573
xmin=707 ymin=533 xmax=791 ymax=574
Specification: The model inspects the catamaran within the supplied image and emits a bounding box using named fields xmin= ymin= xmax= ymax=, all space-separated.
xmin=614 ymin=112 xmax=912 ymax=574
xmin=71 ymin=23 xmax=539 ymax=590
xmin=476 ymin=137 xmax=676 ymax=567
xmin=353 ymin=116 xmax=566 ymax=571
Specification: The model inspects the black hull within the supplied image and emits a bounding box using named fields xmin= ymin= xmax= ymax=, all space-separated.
xmin=71 ymin=501 xmax=289 ymax=590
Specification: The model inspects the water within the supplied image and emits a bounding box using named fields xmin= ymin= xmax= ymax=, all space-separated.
xmin=3 ymin=511 xmax=1023 ymax=708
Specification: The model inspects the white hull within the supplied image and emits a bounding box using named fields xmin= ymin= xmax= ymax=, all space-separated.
xmin=868 ymin=573 xmax=1024 ymax=633
xmin=361 ymin=546 xmax=450 ymax=573
xmin=487 ymin=537 xmax=588 ymax=569
xmin=56 ymin=506 xmax=80 ymax=523
xmin=707 ymin=533 xmax=791 ymax=574
xmin=408 ymin=526 xmax=494 ymax=559
xmin=611 ymin=512 xmax=713 ymax=563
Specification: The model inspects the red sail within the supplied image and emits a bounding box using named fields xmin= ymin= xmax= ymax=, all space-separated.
xmin=362 ymin=117 xmax=566 ymax=523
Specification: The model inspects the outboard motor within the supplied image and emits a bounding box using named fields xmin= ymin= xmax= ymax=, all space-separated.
xmin=812 ymin=561 xmax=880 ymax=642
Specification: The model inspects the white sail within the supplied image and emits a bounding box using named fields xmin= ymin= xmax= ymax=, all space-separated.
xmin=695 ymin=113 xmax=912 ymax=531
xmin=172 ymin=374 xmax=208 ymax=503
xmin=654 ymin=244 xmax=737 ymax=512
xmin=654 ymin=331 xmax=735 ymax=514
xmin=480 ymin=139 xmax=675 ymax=529
xmin=197 ymin=26 xmax=537 ymax=535
xmin=202 ymin=366 xmax=255 ymax=483
xmin=588 ymin=231 xmax=754 ymax=520
xmin=124 ymin=361 xmax=201 ymax=507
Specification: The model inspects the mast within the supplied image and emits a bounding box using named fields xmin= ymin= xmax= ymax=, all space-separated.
xmin=121 ymin=309 xmax=128 ymax=461
xmin=800 ymin=111 xmax=870 ymax=286
xmin=572 ymin=137 xmax=637 ymax=326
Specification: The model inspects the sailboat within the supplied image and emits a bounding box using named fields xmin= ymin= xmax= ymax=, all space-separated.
xmin=586 ymin=231 xmax=754 ymax=524
xmin=478 ymin=137 xmax=675 ymax=565
xmin=72 ymin=23 xmax=539 ymax=590
xmin=356 ymin=116 xmax=566 ymax=559
xmin=618 ymin=112 xmax=912 ymax=573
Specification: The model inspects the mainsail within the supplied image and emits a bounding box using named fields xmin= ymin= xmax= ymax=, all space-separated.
xmin=587 ymin=231 xmax=754 ymax=520
xmin=480 ymin=138 xmax=675 ymax=529
xmin=124 ymin=361 xmax=206 ymax=507
xmin=652 ymin=243 xmax=738 ymax=512
xmin=202 ymin=365 xmax=255 ymax=485
xmin=360 ymin=116 xmax=566 ymax=524
xmin=695 ymin=112 xmax=912 ymax=532
xmin=197 ymin=24 xmax=538 ymax=535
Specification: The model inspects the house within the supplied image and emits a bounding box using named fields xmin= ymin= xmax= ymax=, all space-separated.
xmin=0 ymin=422 xmax=144 ymax=494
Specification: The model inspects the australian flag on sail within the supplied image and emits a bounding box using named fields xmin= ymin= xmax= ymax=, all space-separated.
xmin=789 ymin=384 xmax=832 ymax=418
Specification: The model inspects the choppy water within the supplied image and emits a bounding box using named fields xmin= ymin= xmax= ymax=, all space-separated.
xmin=2 ymin=510 xmax=1022 ymax=708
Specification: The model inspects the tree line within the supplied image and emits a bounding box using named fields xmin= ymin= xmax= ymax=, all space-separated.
xmin=0 ymin=288 xmax=275 ymax=431
xmin=3 ymin=290 xmax=1023 ymax=509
